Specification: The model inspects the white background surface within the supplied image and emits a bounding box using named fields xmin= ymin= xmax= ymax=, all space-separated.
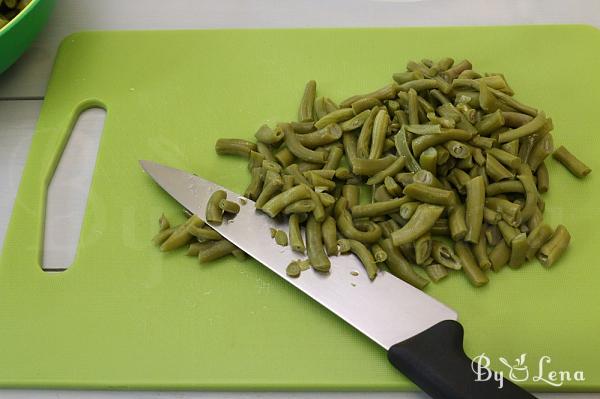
xmin=1 ymin=0 xmax=600 ymax=397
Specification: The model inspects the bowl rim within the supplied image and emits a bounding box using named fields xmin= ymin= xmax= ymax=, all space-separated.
xmin=0 ymin=0 xmax=41 ymax=35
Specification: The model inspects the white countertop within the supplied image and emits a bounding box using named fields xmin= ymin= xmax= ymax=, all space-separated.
xmin=1 ymin=0 xmax=599 ymax=397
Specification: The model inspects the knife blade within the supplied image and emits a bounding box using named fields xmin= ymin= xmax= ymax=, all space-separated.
xmin=140 ymin=160 xmax=536 ymax=399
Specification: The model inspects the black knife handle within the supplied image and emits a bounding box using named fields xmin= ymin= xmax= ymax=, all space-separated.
xmin=387 ymin=320 xmax=537 ymax=399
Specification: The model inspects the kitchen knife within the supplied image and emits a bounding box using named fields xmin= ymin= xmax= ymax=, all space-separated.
xmin=140 ymin=160 xmax=536 ymax=399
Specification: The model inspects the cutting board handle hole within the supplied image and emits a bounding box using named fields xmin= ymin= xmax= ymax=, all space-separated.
xmin=42 ymin=107 xmax=107 ymax=271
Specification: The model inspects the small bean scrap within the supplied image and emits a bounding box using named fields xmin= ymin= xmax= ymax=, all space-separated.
xmin=286 ymin=261 xmax=302 ymax=278
xmin=270 ymin=228 xmax=289 ymax=247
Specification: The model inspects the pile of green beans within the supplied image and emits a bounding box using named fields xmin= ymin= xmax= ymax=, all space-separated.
xmin=0 ymin=0 xmax=31 ymax=28
xmin=156 ymin=57 xmax=591 ymax=289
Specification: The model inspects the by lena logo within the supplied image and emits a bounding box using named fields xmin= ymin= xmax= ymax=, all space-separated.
xmin=472 ymin=353 xmax=585 ymax=389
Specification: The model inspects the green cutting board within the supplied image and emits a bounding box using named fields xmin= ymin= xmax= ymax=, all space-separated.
xmin=1 ymin=25 xmax=599 ymax=391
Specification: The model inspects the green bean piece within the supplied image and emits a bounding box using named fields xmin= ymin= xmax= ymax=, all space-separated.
xmin=486 ymin=180 xmax=524 ymax=196
xmin=398 ymin=79 xmax=439 ymax=92
xmin=443 ymin=140 xmax=471 ymax=159
xmin=478 ymin=81 xmax=499 ymax=113
xmin=352 ymin=155 xmax=397 ymax=176
xmin=152 ymin=227 xmax=175 ymax=246
xmin=430 ymin=89 xmax=451 ymax=105
xmin=391 ymin=204 xmax=444 ymax=246
xmin=339 ymin=83 xmax=400 ymax=108
xmin=411 ymin=129 xmax=472 ymax=157
xmin=414 ymin=233 xmax=432 ymax=265
xmin=272 ymin=229 xmax=288 ymax=246
xmin=322 ymin=145 xmax=343 ymax=171
xmin=188 ymin=225 xmax=222 ymax=241
xmin=380 ymin=239 xmax=429 ymax=289
xmin=291 ymin=121 xmax=316 ymax=133
xmin=552 ymin=145 xmax=592 ymax=178
xmin=286 ymin=214 xmax=305 ymax=254
xmin=474 ymin=109 xmax=504 ymax=136
xmin=453 ymin=90 xmax=480 ymax=107
xmin=244 ymin=167 xmax=265 ymax=200
xmin=206 ymin=190 xmax=227 ymax=224
xmin=371 ymin=243 xmax=388 ymax=263
xmin=497 ymin=111 xmax=546 ymax=144
xmin=340 ymin=239 xmax=378 ymax=280
xmin=286 ymin=261 xmax=302 ymax=278
xmin=313 ymin=96 xmax=328 ymax=120
xmin=298 ymin=80 xmax=316 ymax=122
xmin=497 ymin=220 xmax=520 ymax=246
xmin=337 ymin=208 xmax=382 ymax=244
xmin=307 ymin=173 xmax=335 ymax=192
xmin=471 ymin=147 xmax=485 ymax=167
xmin=306 ymin=187 xmax=326 ymax=222
xmin=456 ymin=155 xmax=474 ymax=170
xmin=516 ymin=165 xmax=538 ymax=222
xmin=440 ymin=59 xmax=472 ymax=81
xmin=219 ymin=199 xmax=241 ymax=215
xmin=261 ymin=184 xmax=312 ymax=217
xmin=407 ymin=88 xmax=420 ymax=125
xmin=483 ymin=207 xmax=501 ymax=225
xmin=314 ymin=108 xmax=355 ymax=129
xmin=455 ymin=241 xmax=488 ymax=287
xmin=281 ymin=123 xmax=328 ymax=164
xmin=316 ymin=192 xmax=336 ymax=208
xmin=456 ymin=103 xmax=477 ymax=124
xmin=538 ymin=225 xmax=570 ymax=267
xmin=380 ymin=175 xmax=401 ymax=196
xmin=306 ymin=215 xmax=331 ymax=272
xmin=472 ymin=229 xmax=491 ymax=270
xmin=255 ymin=124 xmax=284 ymax=145
xmin=489 ymin=240 xmax=510 ymax=272
xmin=403 ymin=182 xmax=455 ymax=206
xmin=186 ymin=242 xmax=201 ymax=256
xmin=488 ymin=148 xmax=521 ymax=170
xmin=283 ymin=199 xmax=315 ymax=215
xmin=526 ymin=223 xmax=553 ymax=260
xmin=445 ymin=168 xmax=469 ymax=194
xmin=341 ymin=184 xmax=360 ymax=209
xmin=488 ymin=87 xmax=537 ymax=116
xmin=395 ymin=127 xmax=421 ymax=172
xmin=399 ymin=201 xmax=420 ymax=220
xmin=369 ymin=109 xmax=390 ymax=159
xmin=320 ymin=216 xmax=338 ymax=256
xmin=469 ymin=135 xmax=496 ymax=149
xmin=262 ymin=159 xmax=283 ymax=174
xmin=158 ymin=214 xmax=171 ymax=231
xmin=198 ymin=240 xmax=237 ymax=263
xmin=333 ymin=167 xmax=351 ymax=180
xmin=274 ymin=147 xmax=296 ymax=167
xmin=281 ymin=174 xmax=295 ymax=192
xmin=356 ymin=105 xmax=379 ymax=158
xmin=352 ymin=197 xmax=410 ymax=218
xmin=508 ymin=233 xmax=528 ymax=268
xmin=392 ymin=70 xmax=423 ymax=85
xmin=366 ymin=156 xmax=406 ymax=185
xmin=425 ymin=264 xmax=448 ymax=282
xmin=527 ymin=133 xmax=554 ymax=171
xmin=351 ymin=97 xmax=382 ymax=115
xmin=486 ymin=153 xmax=514 ymax=181
xmin=406 ymin=124 xmax=443 ymax=135
xmin=296 ymin=124 xmax=342 ymax=148
xmin=339 ymin=109 xmax=370 ymax=132
xmin=431 ymin=240 xmax=461 ymax=270
xmin=536 ymin=162 xmax=549 ymax=193
xmin=256 ymin=142 xmax=276 ymax=163
xmin=502 ymin=112 xmax=533 ymax=128
xmin=449 ymin=204 xmax=468 ymax=241
xmin=215 ymin=138 xmax=257 ymax=158
xmin=465 ymin=176 xmax=485 ymax=244
xmin=285 ymin=163 xmax=311 ymax=187
xmin=418 ymin=147 xmax=438 ymax=175
xmin=501 ymin=138 xmax=520 ymax=157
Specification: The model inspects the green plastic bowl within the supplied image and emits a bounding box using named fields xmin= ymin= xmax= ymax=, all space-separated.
xmin=0 ymin=0 xmax=55 ymax=74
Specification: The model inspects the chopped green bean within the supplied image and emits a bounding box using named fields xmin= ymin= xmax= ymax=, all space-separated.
xmin=414 ymin=233 xmax=432 ymax=265
xmin=299 ymin=80 xmax=316 ymax=122
xmin=486 ymin=153 xmax=514 ymax=181
xmin=198 ymin=239 xmax=237 ymax=263
xmin=340 ymin=239 xmax=379 ymax=280
xmin=508 ymin=233 xmax=528 ymax=268
xmin=380 ymin=238 xmax=429 ymax=289
xmin=538 ymin=225 xmax=570 ymax=267
xmin=215 ymin=138 xmax=257 ymax=158
xmin=425 ymin=264 xmax=448 ymax=282
xmin=552 ymin=145 xmax=591 ymax=178
xmin=404 ymin=182 xmax=455 ymax=206
xmin=526 ymin=223 xmax=553 ymax=260
xmin=536 ymin=162 xmax=549 ymax=193
xmin=322 ymin=216 xmax=338 ymax=256
xmin=455 ymin=241 xmax=488 ymax=287
xmin=366 ymin=156 xmax=406 ymax=185
xmin=449 ymin=204 xmax=468 ymax=241
xmin=465 ymin=176 xmax=485 ymax=244
xmin=219 ymin=199 xmax=241 ymax=215
xmin=153 ymin=227 xmax=174 ymax=246
xmin=369 ymin=109 xmax=390 ymax=159
xmin=306 ymin=214 xmax=331 ymax=272
xmin=206 ymin=190 xmax=227 ymax=224
xmin=431 ymin=240 xmax=461 ymax=270
xmin=489 ymin=239 xmax=510 ymax=272
xmin=289 ymin=214 xmax=306 ymax=253
xmin=352 ymin=197 xmax=410 ymax=218
xmin=255 ymin=124 xmax=284 ymax=144
xmin=261 ymin=184 xmax=312 ymax=217
xmin=286 ymin=261 xmax=302 ymax=277
xmin=391 ymin=204 xmax=444 ymax=246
